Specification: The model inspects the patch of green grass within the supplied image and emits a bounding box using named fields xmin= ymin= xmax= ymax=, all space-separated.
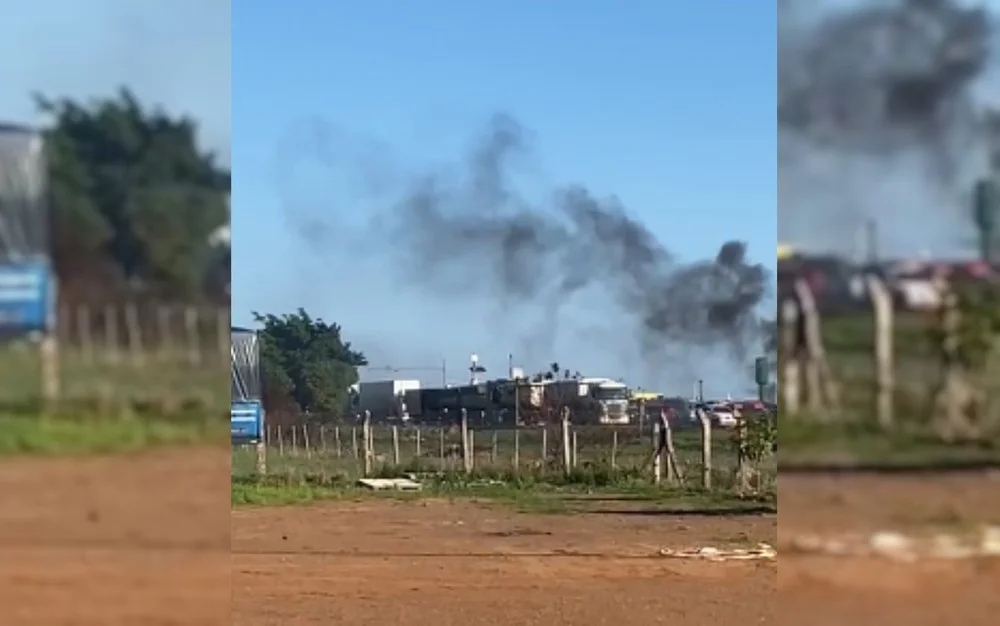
xmin=822 ymin=311 xmax=933 ymax=358
xmin=0 ymin=344 xmax=228 ymax=415
xmin=231 ymin=468 xmax=776 ymax=515
xmin=0 ymin=413 xmax=228 ymax=456
xmin=781 ymin=309 xmax=1000 ymax=466
xmin=779 ymin=418 xmax=1000 ymax=468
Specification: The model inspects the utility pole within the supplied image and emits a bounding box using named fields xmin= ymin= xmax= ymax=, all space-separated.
xmin=754 ymin=356 xmax=769 ymax=402
xmin=974 ymin=178 xmax=998 ymax=263
xmin=510 ymin=353 xmax=520 ymax=427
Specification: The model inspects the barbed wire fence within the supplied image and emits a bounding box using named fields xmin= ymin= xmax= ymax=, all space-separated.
xmin=233 ymin=409 xmax=777 ymax=495
xmin=0 ymin=301 xmax=229 ymax=414
xmin=780 ymin=274 xmax=1000 ymax=444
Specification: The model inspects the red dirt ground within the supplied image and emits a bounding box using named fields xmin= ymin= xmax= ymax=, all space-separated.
xmin=0 ymin=447 xmax=230 ymax=626
xmin=778 ymin=471 xmax=1000 ymax=625
xmin=232 ymin=499 xmax=777 ymax=625
xmin=8 ymin=446 xmax=994 ymax=624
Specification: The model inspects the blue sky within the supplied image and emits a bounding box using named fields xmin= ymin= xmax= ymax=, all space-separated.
xmin=233 ymin=1 xmax=776 ymax=395
xmin=0 ymin=0 xmax=230 ymax=161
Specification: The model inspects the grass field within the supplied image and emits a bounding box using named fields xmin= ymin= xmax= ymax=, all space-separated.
xmin=0 ymin=412 xmax=228 ymax=456
xmin=822 ymin=311 xmax=939 ymax=418
xmin=780 ymin=309 xmax=1000 ymax=468
xmin=779 ymin=419 xmax=1000 ymax=468
xmin=0 ymin=322 xmax=228 ymax=456
xmin=230 ymin=470 xmax=777 ymax=513
xmin=0 ymin=345 xmax=227 ymax=414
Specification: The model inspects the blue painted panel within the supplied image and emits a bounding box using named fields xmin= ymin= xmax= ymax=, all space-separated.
xmin=231 ymin=400 xmax=264 ymax=443
xmin=0 ymin=263 xmax=52 ymax=332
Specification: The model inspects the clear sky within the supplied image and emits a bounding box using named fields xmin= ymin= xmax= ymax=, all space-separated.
xmin=0 ymin=0 xmax=229 ymax=160
xmin=233 ymin=1 xmax=776 ymax=396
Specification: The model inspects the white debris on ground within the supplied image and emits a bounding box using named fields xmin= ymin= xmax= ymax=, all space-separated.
xmin=784 ymin=525 xmax=1000 ymax=562
xmin=657 ymin=543 xmax=777 ymax=561
xmin=356 ymin=477 xmax=423 ymax=491
xmin=655 ymin=526 xmax=1000 ymax=563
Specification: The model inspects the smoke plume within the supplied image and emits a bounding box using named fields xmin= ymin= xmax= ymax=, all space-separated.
xmin=284 ymin=114 xmax=771 ymax=364
xmin=779 ymin=0 xmax=999 ymax=255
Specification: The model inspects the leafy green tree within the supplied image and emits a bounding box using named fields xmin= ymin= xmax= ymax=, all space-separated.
xmin=254 ymin=309 xmax=368 ymax=418
xmin=38 ymin=87 xmax=230 ymax=300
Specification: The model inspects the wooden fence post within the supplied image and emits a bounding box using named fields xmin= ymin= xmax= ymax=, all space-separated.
xmin=255 ymin=441 xmax=267 ymax=476
xmin=780 ymin=297 xmax=800 ymax=415
xmin=561 ymin=409 xmax=572 ymax=476
xmin=439 ymin=427 xmax=446 ymax=469
xmin=611 ymin=429 xmax=618 ymax=470
xmin=184 ymin=306 xmax=200 ymax=366
xmin=698 ymin=409 xmax=713 ymax=490
xmin=541 ymin=428 xmax=548 ymax=466
xmin=513 ymin=428 xmax=520 ymax=470
xmin=868 ymin=275 xmax=895 ymax=430
xmin=736 ymin=418 xmax=750 ymax=493
xmin=469 ymin=430 xmax=476 ymax=470
xmin=124 ymin=303 xmax=143 ymax=365
xmin=392 ymin=425 xmax=400 ymax=466
xmin=104 ymin=304 xmax=120 ymax=364
xmin=461 ymin=409 xmax=471 ymax=473
xmin=78 ymin=305 xmax=94 ymax=365
xmin=362 ymin=411 xmax=372 ymax=477
xmin=652 ymin=420 xmax=662 ymax=485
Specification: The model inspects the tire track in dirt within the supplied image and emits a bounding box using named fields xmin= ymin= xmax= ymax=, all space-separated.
xmin=778 ymin=472 xmax=1000 ymax=626
xmin=233 ymin=499 xmax=776 ymax=625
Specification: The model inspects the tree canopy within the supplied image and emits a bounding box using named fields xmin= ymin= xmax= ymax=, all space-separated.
xmin=37 ymin=87 xmax=230 ymax=303
xmin=254 ymin=309 xmax=368 ymax=419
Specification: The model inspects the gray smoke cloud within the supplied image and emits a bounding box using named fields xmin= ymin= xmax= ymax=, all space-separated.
xmin=779 ymin=0 xmax=999 ymax=256
xmin=283 ymin=114 xmax=771 ymax=364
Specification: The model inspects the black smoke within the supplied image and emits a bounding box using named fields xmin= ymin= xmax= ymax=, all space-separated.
xmin=779 ymin=0 xmax=998 ymax=253
xmin=283 ymin=114 xmax=771 ymax=363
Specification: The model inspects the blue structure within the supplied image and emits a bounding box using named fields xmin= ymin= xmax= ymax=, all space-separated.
xmin=231 ymin=400 xmax=264 ymax=441
xmin=0 ymin=124 xmax=54 ymax=336
xmin=231 ymin=326 xmax=265 ymax=444
xmin=0 ymin=262 xmax=53 ymax=333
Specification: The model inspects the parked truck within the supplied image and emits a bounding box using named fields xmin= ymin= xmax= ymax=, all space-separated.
xmin=541 ymin=377 xmax=630 ymax=424
xmin=352 ymin=379 xmax=422 ymax=420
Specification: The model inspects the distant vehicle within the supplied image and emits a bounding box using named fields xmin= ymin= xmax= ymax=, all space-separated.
xmin=629 ymin=394 xmax=696 ymax=427
xmin=778 ymin=254 xmax=863 ymax=315
xmin=351 ymin=375 xmax=631 ymax=426
xmin=352 ymin=379 xmax=422 ymax=421
xmin=695 ymin=401 xmax=739 ymax=428
xmin=543 ymin=377 xmax=630 ymax=425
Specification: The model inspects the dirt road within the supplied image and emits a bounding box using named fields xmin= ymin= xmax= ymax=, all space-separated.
xmin=0 ymin=447 xmax=231 ymax=625
xmin=233 ymin=499 xmax=776 ymax=625
xmin=778 ymin=471 xmax=1000 ymax=625
xmin=13 ymin=446 xmax=991 ymax=624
